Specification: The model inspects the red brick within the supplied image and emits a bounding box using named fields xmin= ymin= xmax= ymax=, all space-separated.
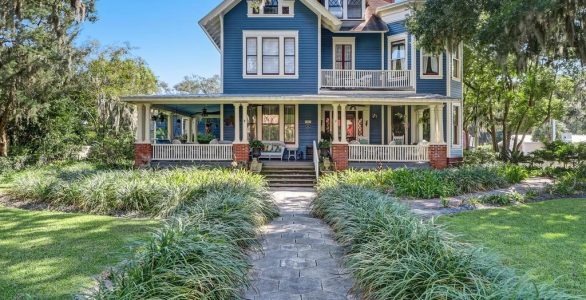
xmin=233 ymin=143 xmax=250 ymax=163
xmin=428 ymin=144 xmax=448 ymax=169
xmin=332 ymin=143 xmax=349 ymax=171
xmin=134 ymin=143 xmax=152 ymax=167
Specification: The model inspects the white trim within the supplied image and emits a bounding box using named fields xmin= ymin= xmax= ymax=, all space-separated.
xmin=332 ymin=36 xmax=356 ymax=70
xmin=446 ymin=46 xmax=451 ymax=96
xmin=220 ymin=104 xmax=225 ymax=140
xmin=419 ymin=49 xmax=444 ymax=79
xmin=242 ymin=30 xmax=299 ymax=79
xmin=387 ymin=33 xmax=408 ymax=71
xmin=410 ymin=35 xmax=417 ymax=93
xmin=220 ymin=15 xmax=224 ymax=93
xmin=380 ymin=33 xmax=385 ymax=71
xmin=318 ymin=16 xmax=322 ymax=90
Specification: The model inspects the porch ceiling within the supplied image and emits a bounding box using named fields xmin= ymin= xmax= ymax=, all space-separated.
xmin=152 ymin=104 xmax=221 ymax=117
xmin=123 ymin=93 xmax=460 ymax=105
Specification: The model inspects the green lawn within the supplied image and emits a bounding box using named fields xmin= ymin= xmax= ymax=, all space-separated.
xmin=439 ymin=199 xmax=586 ymax=296
xmin=0 ymin=206 xmax=158 ymax=299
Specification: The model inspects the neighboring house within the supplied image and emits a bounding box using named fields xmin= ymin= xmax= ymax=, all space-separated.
xmin=500 ymin=134 xmax=586 ymax=155
xmin=126 ymin=0 xmax=464 ymax=170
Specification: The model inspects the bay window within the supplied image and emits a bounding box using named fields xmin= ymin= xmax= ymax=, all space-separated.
xmin=420 ymin=49 xmax=443 ymax=79
xmin=243 ymin=31 xmax=298 ymax=78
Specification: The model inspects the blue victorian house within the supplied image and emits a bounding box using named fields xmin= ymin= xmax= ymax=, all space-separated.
xmin=128 ymin=0 xmax=463 ymax=171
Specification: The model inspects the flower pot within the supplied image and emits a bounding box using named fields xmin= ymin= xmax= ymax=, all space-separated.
xmin=320 ymin=147 xmax=330 ymax=158
xmin=252 ymin=147 xmax=262 ymax=158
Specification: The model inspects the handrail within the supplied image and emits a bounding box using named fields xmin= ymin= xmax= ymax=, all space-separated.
xmin=321 ymin=69 xmax=412 ymax=89
xmin=313 ymin=140 xmax=319 ymax=181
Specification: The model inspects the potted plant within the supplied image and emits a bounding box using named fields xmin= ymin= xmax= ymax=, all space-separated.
xmin=318 ymin=139 xmax=331 ymax=158
xmin=197 ymin=133 xmax=215 ymax=144
xmin=250 ymin=140 xmax=264 ymax=159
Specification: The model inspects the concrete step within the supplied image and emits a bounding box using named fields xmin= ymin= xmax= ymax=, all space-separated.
xmin=269 ymin=182 xmax=316 ymax=188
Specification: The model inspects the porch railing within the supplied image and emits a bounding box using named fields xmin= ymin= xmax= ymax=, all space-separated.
xmin=152 ymin=144 xmax=233 ymax=161
xmin=321 ymin=69 xmax=412 ymax=89
xmin=349 ymin=145 xmax=429 ymax=162
xmin=313 ymin=140 xmax=319 ymax=181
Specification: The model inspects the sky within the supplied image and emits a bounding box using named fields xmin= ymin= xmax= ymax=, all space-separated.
xmin=79 ymin=0 xmax=221 ymax=86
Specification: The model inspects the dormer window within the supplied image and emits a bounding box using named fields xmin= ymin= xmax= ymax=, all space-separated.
xmin=325 ymin=0 xmax=364 ymax=20
xmin=248 ymin=0 xmax=294 ymax=17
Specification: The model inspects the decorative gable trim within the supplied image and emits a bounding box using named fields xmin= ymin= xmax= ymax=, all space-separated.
xmin=199 ymin=0 xmax=342 ymax=51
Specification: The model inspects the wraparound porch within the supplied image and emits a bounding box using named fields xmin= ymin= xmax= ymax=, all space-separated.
xmin=127 ymin=94 xmax=463 ymax=169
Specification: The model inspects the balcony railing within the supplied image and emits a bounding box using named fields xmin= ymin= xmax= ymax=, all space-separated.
xmin=321 ymin=69 xmax=412 ymax=90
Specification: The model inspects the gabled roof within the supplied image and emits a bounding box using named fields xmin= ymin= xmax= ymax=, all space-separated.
xmin=199 ymin=0 xmax=342 ymax=51
xmin=339 ymin=6 xmax=388 ymax=32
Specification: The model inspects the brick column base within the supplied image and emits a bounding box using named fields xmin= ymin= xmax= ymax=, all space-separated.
xmin=331 ymin=143 xmax=349 ymax=171
xmin=428 ymin=144 xmax=448 ymax=169
xmin=134 ymin=143 xmax=152 ymax=167
xmin=233 ymin=143 xmax=250 ymax=163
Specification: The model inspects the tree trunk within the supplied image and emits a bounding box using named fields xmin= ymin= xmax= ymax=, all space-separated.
xmin=0 ymin=121 xmax=8 ymax=157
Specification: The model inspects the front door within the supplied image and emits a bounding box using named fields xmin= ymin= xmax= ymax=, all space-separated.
xmin=321 ymin=105 xmax=369 ymax=143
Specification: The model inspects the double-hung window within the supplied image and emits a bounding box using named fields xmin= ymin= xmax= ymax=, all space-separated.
xmin=243 ymin=31 xmax=298 ymax=78
xmin=390 ymin=40 xmax=406 ymax=70
xmin=452 ymin=44 xmax=462 ymax=81
xmin=248 ymin=0 xmax=294 ymax=17
xmin=262 ymin=105 xmax=280 ymax=141
xmin=284 ymin=105 xmax=296 ymax=144
xmin=452 ymin=104 xmax=461 ymax=146
xmin=420 ymin=49 xmax=443 ymax=79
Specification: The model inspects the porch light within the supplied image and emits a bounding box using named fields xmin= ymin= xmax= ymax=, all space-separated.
xmin=202 ymin=108 xmax=208 ymax=118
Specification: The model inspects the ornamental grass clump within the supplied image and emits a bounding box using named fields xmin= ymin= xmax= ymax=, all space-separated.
xmin=313 ymin=178 xmax=577 ymax=299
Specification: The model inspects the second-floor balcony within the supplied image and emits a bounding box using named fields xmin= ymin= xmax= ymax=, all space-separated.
xmin=321 ymin=69 xmax=413 ymax=91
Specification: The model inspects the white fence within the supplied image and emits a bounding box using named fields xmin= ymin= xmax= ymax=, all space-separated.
xmin=321 ymin=69 xmax=412 ymax=89
xmin=152 ymin=144 xmax=233 ymax=161
xmin=349 ymin=145 xmax=429 ymax=162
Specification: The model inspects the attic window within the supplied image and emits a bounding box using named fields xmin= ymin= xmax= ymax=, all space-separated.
xmin=248 ymin=0 xmax=294 ymax=17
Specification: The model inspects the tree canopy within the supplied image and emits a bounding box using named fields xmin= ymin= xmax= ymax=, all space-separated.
xmin=408 ymin=0 xmax=586 ymax=68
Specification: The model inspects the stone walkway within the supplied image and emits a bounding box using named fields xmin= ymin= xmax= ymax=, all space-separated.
xmin=406 ymin=177 xmax=554 ymax=218
xmin=242 ymin=188 xmax=356 ymax=300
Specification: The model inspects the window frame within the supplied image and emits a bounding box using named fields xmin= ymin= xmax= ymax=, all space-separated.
xmin=451 ymin=103 xmax=462 ymax=148
xmin=262 ymin=37 xmax=280 ymax=75
xmin=283 ymin=104 xmax=296 ymax=144
xmin=242 ymin=31 xmax=299 ymax=79
xmin=419 ymin=49 xmax=443 ymax=79
xmin=387 ymin=33 xmax=408 ymax=71
xmin=332 ymin=37 xmax=355 ymax=70
xmin=451 ymin=43 xmax=463 ymax=82
xmin=324 ymin=0 xmax=365 ymax=20
xmin=261 ymin=105 xmax=280 ymax=141
xmin=247 ymin=0 xmax=295 ymax=17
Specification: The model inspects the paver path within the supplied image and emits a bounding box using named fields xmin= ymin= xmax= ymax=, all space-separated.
xmin=406 ymin=177 xmax=554 ymax=218
xmin=242 ymin=188 xmax=356 ymax=300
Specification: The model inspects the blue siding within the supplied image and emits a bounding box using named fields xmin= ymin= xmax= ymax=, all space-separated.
xmin=450 ymin=79 xmax=463 ymax=98
xmin=416 ymin=49 xmax=447 ymax=95
xmin=370 ymin=105 xmax=382 ymax=144
xmin=451 ymin=147 xmax=463 ymax=158
xmin=321 ymin=30 xmax=382 ymax=70
xmin=223 ymin=104 xmax=235 ymax=141
xmin=298 ymin=104 xmax=318 ymax=152
xmin=223 ymin=1 xmax=319 ymax=94
xmin=387 ymin=21 xmax=407 ymax=35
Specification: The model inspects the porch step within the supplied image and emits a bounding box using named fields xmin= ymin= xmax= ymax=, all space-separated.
xmin=261 ymin=163 xmax=317 ymax=188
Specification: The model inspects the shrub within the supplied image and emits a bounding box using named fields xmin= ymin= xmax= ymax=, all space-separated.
xmin=387 ymin=169 xmax=455 ymax=198
xmin=497 ymin=164 xmax=529 ymax=184
xmin=463 ymin=145 xmax=498 ymax=165
xmin=477 ymin=193 xmax=524 ymax=206
xmin=313 ymin=180 xmax=576 ymax=299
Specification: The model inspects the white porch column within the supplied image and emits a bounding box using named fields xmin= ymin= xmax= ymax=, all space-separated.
xmin=135 ymin=104 xmax=145 ymax=143
xmin=332 ymin=103 xmax=339 ymax=143
xmin=429 ymin=105 xmax=437 ymax=143
xmin=437 ymin=104 xmax=445 ymax=143
xmin=234 ymin=103 xmax=241 ymax=143
xmin=410 ymin=106 xmax=417 ymax=144
xmin=144 ymin=104 xmax=152 ymax=143
xmin=418 ymin=110 xmax=424 ymax=143
xmin=242 ymin=103 xmax=249 ymax=143
xmin=404 ymin=105 xmax=409 ymax=144
xmin=166 ymin=112 xmax=173 ymax=139
xmin=340 ymin=104 xmax=347 ymax=143
xmin=381 ymin=105 xmax=385 ymax=145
